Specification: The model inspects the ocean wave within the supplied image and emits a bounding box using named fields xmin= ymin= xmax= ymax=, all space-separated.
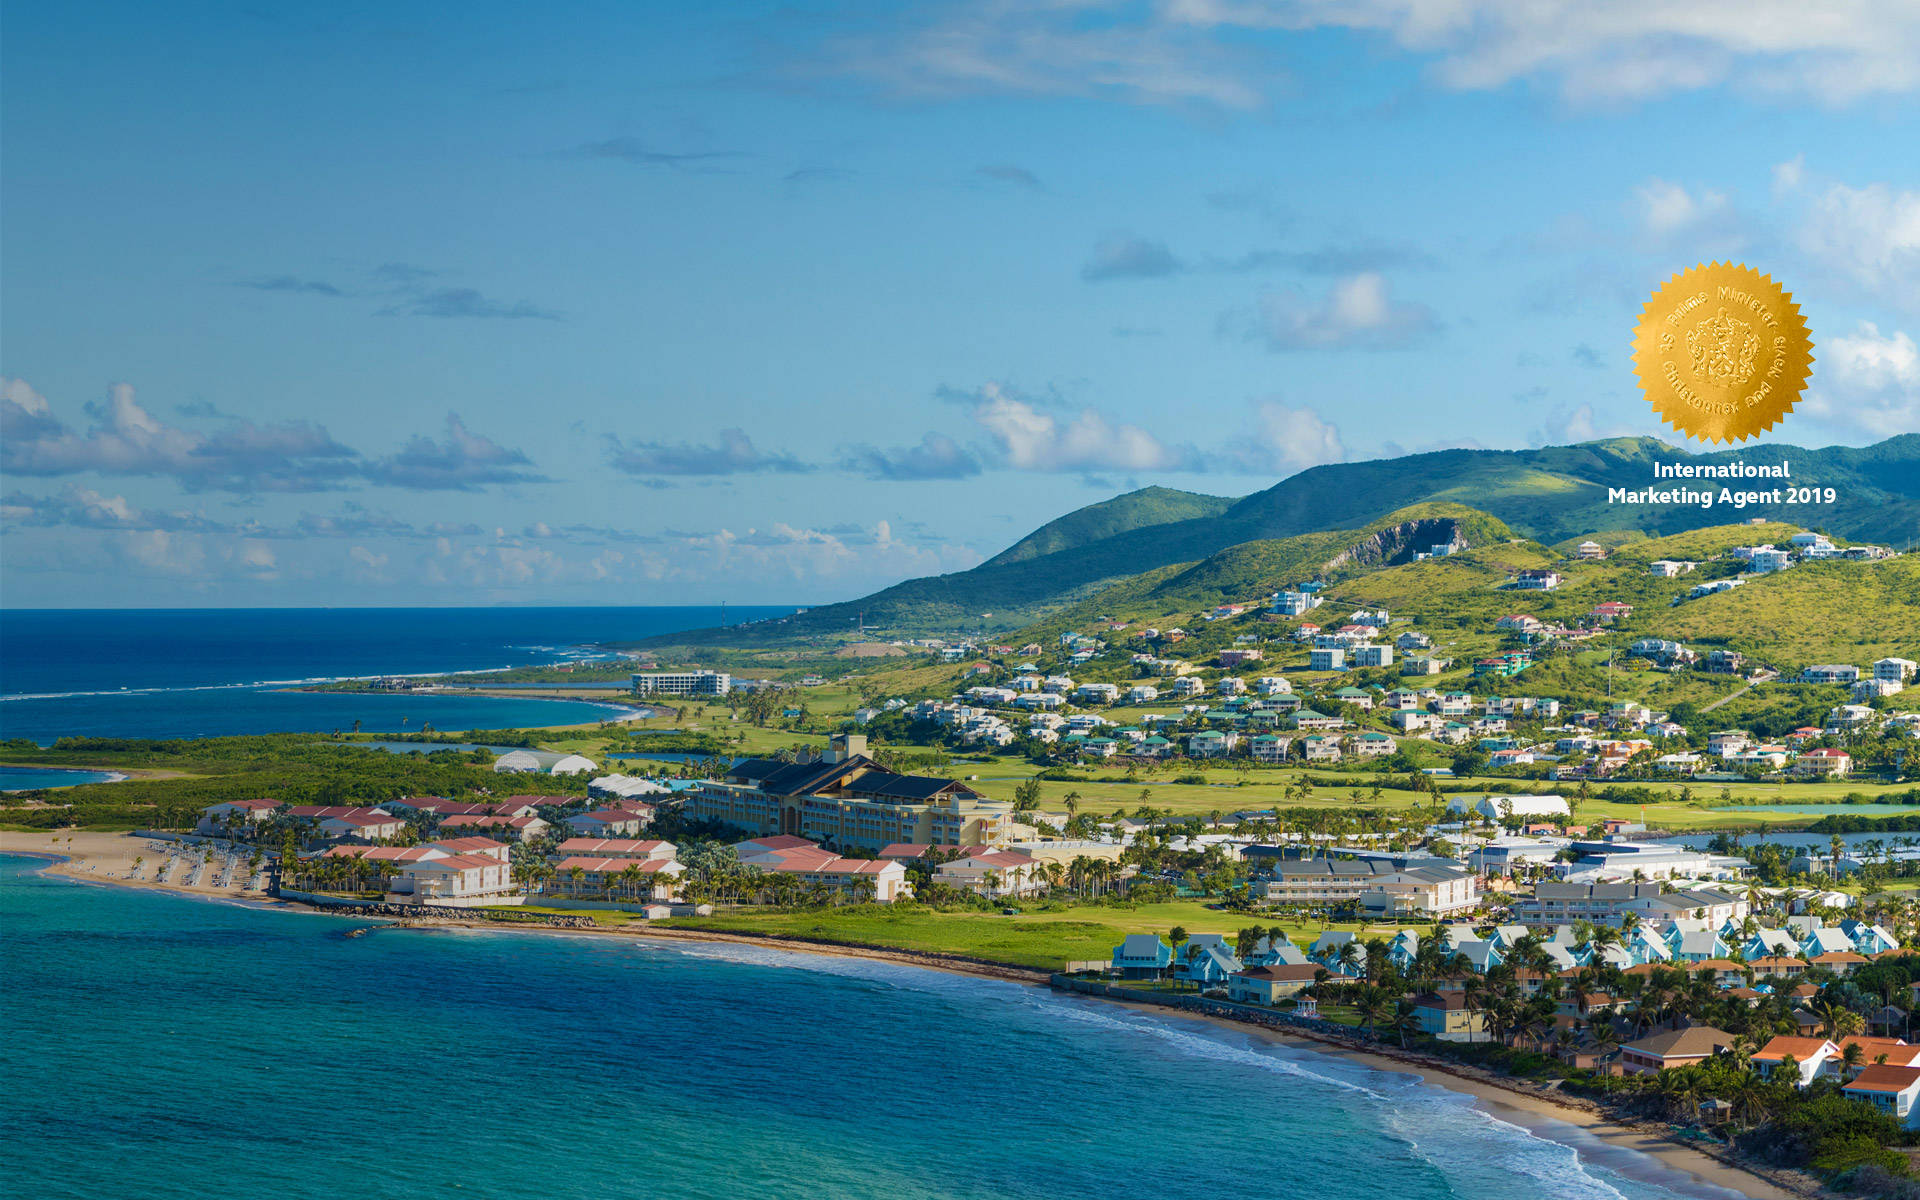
xmin=1029 ymin=995 xmax=1721 ymax=1200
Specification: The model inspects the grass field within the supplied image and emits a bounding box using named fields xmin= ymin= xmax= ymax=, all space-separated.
xmin=647 ymin=901 xmax=1377 ymax=971
xmin=944 ymin=760 xmax=1919 ymax=830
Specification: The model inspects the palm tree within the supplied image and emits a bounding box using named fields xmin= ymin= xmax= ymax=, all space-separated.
xmin=1336 ymin=940 xmax=1363 ymax=979
xmin=1390 ymin=1000 xmax=1423 ymax=1048
xmin=1840 ymin=1039 xmax=1866 ymax=1078
xmin=1354 ymin=987 xmax=1393 ymax=1037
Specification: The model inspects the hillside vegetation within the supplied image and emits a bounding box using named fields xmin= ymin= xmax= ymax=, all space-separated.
xmin=980 ymin=486 xmax=1233 ymax=567
xmin=636 ymin=434 xmax=1920 ymax=644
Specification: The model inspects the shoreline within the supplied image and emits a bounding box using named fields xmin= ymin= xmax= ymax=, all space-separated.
xmin=2 ymin=833 xmax=1821 ymax=1200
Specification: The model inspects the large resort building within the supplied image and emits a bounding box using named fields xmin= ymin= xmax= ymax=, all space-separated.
xmin=685 ymin=733 xmax=1013 ymax=851
xmin=630 ymin=670 xmax=731 ymax=697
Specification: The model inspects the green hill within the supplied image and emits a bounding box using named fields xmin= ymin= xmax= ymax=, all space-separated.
xmin=639 ymin=433 xmax=1920 ymax=644
xmin=980 ymin=486 xmax=1232 ymax=567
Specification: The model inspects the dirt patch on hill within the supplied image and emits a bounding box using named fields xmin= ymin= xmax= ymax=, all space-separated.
xmin=834 ymin=643 xmax=907 ymax=657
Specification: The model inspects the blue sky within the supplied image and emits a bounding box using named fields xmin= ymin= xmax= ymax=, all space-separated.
xmin=4 ymin=0 xmax=1918 ymax=607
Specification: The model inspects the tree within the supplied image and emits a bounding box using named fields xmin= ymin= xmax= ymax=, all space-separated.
xmin=1012 ymin=778 xmax=1043 ymax=813
xmin=1354 ymin=987 xmax=1393 ymax=1037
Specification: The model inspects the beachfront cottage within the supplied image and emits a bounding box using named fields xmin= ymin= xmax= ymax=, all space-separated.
xmin=1618 ymin=1026 xmax=1735 ymax=1076
xmin=386 ymin=853 xmax=521 ymax=906
xmin=1844 ymin=1066 xmax=1920 ymax=1128
xmin=1180 ymin=945 xmax=1244 ymax=989
xmin=1111 ymin=934 xmax=1174 ymax=980
xmin=1411 ymin=992 xmax=1478 ymax=1039
xmin=1227 ymin=964 xmax=1333 ymax=1005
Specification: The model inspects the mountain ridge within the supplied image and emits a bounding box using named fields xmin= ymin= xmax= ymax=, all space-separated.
xmin=642 ymin=434 xmax=1920 ymax=644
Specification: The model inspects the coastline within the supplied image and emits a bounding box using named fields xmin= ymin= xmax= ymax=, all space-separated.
xmin=2 ymin=832 xmax=1821 ymax=1200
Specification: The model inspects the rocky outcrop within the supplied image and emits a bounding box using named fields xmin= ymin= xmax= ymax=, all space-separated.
xmin=1321 ymin=517 xmax=1467 ymax=573
xmin=297 ymin=899 xmax=596 ymax=928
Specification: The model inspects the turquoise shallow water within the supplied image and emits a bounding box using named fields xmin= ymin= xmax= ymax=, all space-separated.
xmin=0 ymin=767 xmax=120 ymax=792
xmin=0 ymin=857 xmax=1747 ymax=1200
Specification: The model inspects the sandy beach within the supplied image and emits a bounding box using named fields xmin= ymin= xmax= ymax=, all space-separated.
xmin=1 ymin=828 xmax=274 ymax=899
xmin=3 ymin=832 xmax=1823 ymax=1200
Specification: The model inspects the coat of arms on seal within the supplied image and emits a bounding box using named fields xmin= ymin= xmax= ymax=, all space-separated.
xmin=1686 ymin=307 xmax=1760 ymax=386
xmin=1631 ymin=262 xmax=1814 ymax=443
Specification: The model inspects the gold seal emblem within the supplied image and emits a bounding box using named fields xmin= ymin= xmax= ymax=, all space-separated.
xmin=1631 ymin=262 xmax=1813 ymax=443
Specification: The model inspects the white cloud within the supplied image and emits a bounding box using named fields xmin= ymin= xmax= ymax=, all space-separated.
xmin=1 ymin=380 xmax=544 ymax=493
xmin=1804 ymin=321 xmax=1920 ymax=438
xmin=1829 ymin=322 xmax=1920 ymax=392
xmin=1219 ymin=401 xmax=1348 ymax=475
xmin=1799 ymin=182 xmax=1920 ymax=311
xmin=1773 ymin=154 xmax=1806 ymax=195
xmin=969 ymin=383 xmax=1200 ymax=472
xmin=1636 ymin=178 xmax=1728 ymax=237
xmin=821 ymin=0 xmax=1268 ymax=110
xmin=1230 ymin=272 xmax=1438 ymax=350
xmin=818 ymin=1 xmax=1920 ymax=109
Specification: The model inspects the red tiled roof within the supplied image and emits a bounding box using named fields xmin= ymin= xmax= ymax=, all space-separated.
xmin=403 ymin=853 xmax=504 ymax=872
xmin=740 ymin=835 xmax=815 ymax=851
xmin=553 ymin=856 xmax=679 ymax=874
xmin=556 ymin=838 xmax=668 ymax=856
xmin=426 ymin=837 xmax=507 ymax=854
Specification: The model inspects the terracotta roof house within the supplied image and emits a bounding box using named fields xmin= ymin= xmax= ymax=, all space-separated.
xmin=1751 ymin=1036 xmax=1838 ymax=1086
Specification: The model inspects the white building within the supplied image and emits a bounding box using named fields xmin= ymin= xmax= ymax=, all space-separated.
xmin=387 ymin=853 xmax=523 ymax=906
xmin=1448 ymin=794 xmax=1571 ymax=823
xmin=630 ymin=670 xmax=731 ymax=697
xmin=1271 ymin=590 xmax=1323 ymax=616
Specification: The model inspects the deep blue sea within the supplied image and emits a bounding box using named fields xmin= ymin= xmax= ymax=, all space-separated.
xmin=0 ymin=606 xmax=786 ymax=743
xmin=0 ymin=857 xmax=1747 ymax=1200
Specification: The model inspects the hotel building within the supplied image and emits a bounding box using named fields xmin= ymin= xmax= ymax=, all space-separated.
xmin=684 ymin=734 xmax=1012 ymax=851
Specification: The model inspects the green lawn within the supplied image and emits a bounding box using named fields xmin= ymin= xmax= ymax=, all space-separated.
xmin=646 ymin=900 xmax=1380 ymax=971
xmin=949 ymin=760 xmax=1917 ymax=830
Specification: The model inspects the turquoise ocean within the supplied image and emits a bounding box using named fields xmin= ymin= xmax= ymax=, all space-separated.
xmin=0 ymin=858 xmax=1751 ymax=1200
